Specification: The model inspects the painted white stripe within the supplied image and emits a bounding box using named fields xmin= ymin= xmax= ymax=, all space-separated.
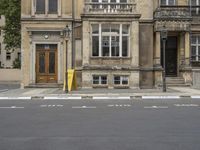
xmin=44 ymin=97 xmax=82 ymax=100
xmin=72 ymin=106 xmax=96 ymax=109
xmin=93 ymin=96 xmax=130 ymax=100
xmin=191 ymin=96 xmax=200 ymax=99
xmin=107 ymin=104 xmax=131 ymax=107
xmin=142 ymin=96 xmax=180 ymax=99
xmin=174 ymin=104 xmax=199 ymax=107
xmin=40 ymin=104 xmax=64 ymax=108
xmin=0 ymin=97 xmax=31 ymax=100
xmin=0 ymin=106 xmax=24 ymax=109
xmin=144 ymin=106 xmax=168 ymax=109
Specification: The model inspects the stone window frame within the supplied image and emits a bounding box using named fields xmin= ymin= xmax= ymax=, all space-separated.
xmin=92 ymin=75 xmax=108 ymax=85
xmin=31 ymin=0 xmax=61 ymax=17
xmin=191 ymin=35 xmax=200 ymax=62
xmin=160 ymin=0 xmax=176 ymax=6
xmin=91 ymin=23 xmax=130 ymax=58
xmin=113 ymin=75 xmax=129 ymax=85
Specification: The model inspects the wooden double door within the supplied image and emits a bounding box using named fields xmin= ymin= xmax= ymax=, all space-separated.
xmin=36 ymin=44 xmax=58 ymax=83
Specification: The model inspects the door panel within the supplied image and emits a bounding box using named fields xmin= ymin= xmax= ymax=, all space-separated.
xmin=36 ymin=44 xmax=57 ymax=83
xmin=161 ymin=36 xmax=177 ymax=77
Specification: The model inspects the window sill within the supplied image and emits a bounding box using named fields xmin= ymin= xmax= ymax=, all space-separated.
xmin=92 ymin=85 xmax=108 ymax=88
xmin=113 ymin=85 xmax=129 ymax=89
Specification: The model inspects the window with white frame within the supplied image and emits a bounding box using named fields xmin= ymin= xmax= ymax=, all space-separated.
xmin=114 ymin=75 xmax=129 ymax=85
xmin=92 ymin=24 xmax=129 ymax=57
xmin=191 ymin=35 xmax=200 ymax=62
xmin=35 ymin=0 xmax=58 ymax=14
xmin=93 ymin=75 xmax=108 ymax=85
xmin=160 ymin=0 xmax=176 ymax=5
xmin=191 ymin=0 xmax=200 ymax=15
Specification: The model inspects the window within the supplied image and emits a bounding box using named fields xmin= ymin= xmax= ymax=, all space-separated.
xmin=0 ymin=43 xmax=1 ymax=55
xmin=18 ymin=52 xmax=21 ymax=61
xmin=91 ymin=0 xmax=128 ymax=10
xmin=191 ymin=0 xmax=200 ymax=16
xmin=92 ymin=24 xmax=129 ymax=57
xmin=114 ymin=75 xmax=129 ymax=85
xmin=191 ymin=35 xmax=200 ymax=62
xmin=93 ymin=75 xmax=107 ymax=85
xmin=161 ymin=0 xmax=176 ymax=5
xmin=35 ymin=0 xmax=58 ymax=14
xmin=6 ymin=52 xmax=11 ymax=60
xmin=91 ymin=0 xmax=127 ymax=3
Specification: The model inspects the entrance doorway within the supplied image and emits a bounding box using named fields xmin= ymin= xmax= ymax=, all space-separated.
xmin=161 ymin=36 xmax=177 ymax=77
xmin=36 ymin=44 xmax=58 ymax=83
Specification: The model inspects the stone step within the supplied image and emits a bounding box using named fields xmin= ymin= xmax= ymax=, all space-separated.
xmin=27 ymin=84 xmax=63 ymax=88
xmin=165 ymin=77 xmax=190 ymax=87
xmin=167 ymin=84 xmax=191 ymax=87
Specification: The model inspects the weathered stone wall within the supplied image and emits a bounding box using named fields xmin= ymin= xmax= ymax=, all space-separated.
xmin=139 ymin=23 xmax=154 ymax=88
xmin=0 ymin=69 xmax=21 ymax=81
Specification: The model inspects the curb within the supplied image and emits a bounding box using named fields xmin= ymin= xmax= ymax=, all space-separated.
xmin=0 ymin=95 xmax=200 ymax=100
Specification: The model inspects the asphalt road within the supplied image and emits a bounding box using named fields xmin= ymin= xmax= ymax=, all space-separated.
xmin=0 ymin=98 xmax=200 ymax=150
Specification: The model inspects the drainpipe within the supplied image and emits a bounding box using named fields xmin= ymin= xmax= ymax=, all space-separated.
xmin=72 ymin=0 xmax=75 ymax=69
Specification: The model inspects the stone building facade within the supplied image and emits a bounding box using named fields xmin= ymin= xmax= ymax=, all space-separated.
xmin=0 ymin=15 xmax=20 ymax=69
xmin=21 ymin=0 xmax=200 ymax=89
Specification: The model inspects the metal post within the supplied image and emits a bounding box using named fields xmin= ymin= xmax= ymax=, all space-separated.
xmin=162 ymin=39 xmax=166 ymax=92
xmin=72 ymin=0 xmax=75 ymax=69
xmin=160 ymin=26 xmax=168 ymax=92
xmin=65 ymin=40 xmax=68 ymax=93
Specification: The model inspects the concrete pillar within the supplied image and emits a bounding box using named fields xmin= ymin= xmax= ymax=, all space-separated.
xmin=154 ymin=32 xmax=161 ymax=67
xmin=185 ymin=32 xmax=190 ymax=66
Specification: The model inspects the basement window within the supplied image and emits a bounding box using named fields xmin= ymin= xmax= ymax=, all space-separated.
xmin=114 ymin=75 xmax=129 ymax=85
xmin=93 ymin=75 xmax=107 ymax=85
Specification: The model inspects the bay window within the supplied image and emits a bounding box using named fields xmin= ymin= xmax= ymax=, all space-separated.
xmin=191 ymin=35 xmax=200 ymax=62
xmin=92 ymin=24 xmax=129 ymax=57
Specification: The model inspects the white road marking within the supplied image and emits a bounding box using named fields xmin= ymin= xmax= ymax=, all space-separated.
xmin=72 ymin=106 xmax=96 ymax=109
xmin=191 ymin=96 xmax=200 ymax=99
xmin=0 ymin=97 xmax=31 ymax=100
xmin=174 ymin=104 xmax=199 ymax=107
xmin=107 ymin=104 xmax=132 ymax=107
xmin=44 ymin=97 xmax=82 ymax=100
xmin=142 ymin=96 xmax=180 ymax=99
xmin=144 ymin=106 xmax=168 ymax=109
xmin=93 ymin=96 xmax=130 ymax=100
xmin=0 ymin=106 xmax=24 ymax=109
xmin=40 ymin=105 xmax=64 ymax=108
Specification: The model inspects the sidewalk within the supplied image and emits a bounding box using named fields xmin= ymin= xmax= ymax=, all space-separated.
xmin=0 ymin=86 xmax=200 ymax=99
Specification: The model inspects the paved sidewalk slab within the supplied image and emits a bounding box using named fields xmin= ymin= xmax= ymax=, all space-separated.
xmin=0 ymin=86 xmax=199 ymax=100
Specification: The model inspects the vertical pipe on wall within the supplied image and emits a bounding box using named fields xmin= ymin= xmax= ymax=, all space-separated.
xmin=72 ymin=0 xmax=75 ymax=69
